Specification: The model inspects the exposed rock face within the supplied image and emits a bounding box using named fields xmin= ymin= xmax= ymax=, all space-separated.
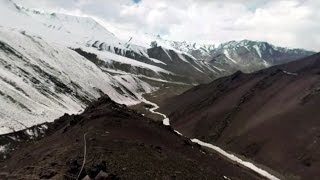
xmin=149 ymin=37 xmax=314 ymax=74
xmin=208 ymin=40 xmax=315 ymax=73
xmin=161 ymin=53 xmax=320 ymax=180
xmin=87 ymin=39 xmax=315 ymax=84
xmin=147 ymin=46 xmax=226 ymax=83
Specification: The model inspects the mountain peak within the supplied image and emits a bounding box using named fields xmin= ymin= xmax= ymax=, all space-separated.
xmin=0 ymin=0 xmax=20 ymax=11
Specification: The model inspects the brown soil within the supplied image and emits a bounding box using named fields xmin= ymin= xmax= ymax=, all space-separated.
xmin=161 ymin=53 xmax=320 ymax=179
xmin=0 ymin=96 xmax=263 ymax=180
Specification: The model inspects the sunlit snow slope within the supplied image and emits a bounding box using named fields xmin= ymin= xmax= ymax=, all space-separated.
xmin=0 ymin=0 xmax=214 ymax=82
xmin=0 ymin=28 xmax=157 ymax=134
xmin=0 ymin=0 xmax=170 ymax=134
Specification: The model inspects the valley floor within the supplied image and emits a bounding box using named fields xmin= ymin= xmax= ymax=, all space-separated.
xmin=130 ymin=81 xmax=192 ymax=121
xmin=139 ymin=97 xmax=281 ymax=180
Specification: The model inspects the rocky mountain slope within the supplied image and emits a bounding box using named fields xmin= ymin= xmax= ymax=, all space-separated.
xmin=1 ymin=0 xmax=220 ymax=83
xmin=0 ymin=0 xmax=215 ymax=134
xmin=0 ymin=96 xmax=263 ymax=180
xmin=161 ymin=53 xmax=320 ymax=179
xmin=0 ymin=27 xmax=158 ymax=134
xmin=208 ymin=40 xmax=314 ymax=73
xmin=0 ymin=0 xmax=315 ymax=135
xmin=148 ymin=37 xmax=314 ymax=73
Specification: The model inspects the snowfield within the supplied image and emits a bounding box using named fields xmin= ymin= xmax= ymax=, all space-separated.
xmin=0 ymin=0 xmax=179 ymax=134
xmin=0 ymin=28 xmax=155 ymax=134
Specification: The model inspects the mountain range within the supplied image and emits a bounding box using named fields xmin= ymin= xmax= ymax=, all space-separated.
xmin=0 ymin=0 xmax=319 ymax=179
xmin=0 ymin=0 xmax=314 ymax=134
xmin=161 ymin=53 xmax=320 ymax=179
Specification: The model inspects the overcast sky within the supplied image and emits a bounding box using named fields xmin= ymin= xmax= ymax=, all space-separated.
xmin=15 ymin=0 xmax=320 ymax=51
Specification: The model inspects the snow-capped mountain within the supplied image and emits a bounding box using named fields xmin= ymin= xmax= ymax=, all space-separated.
xmin=161 ymin=52 xmax=320 ymax=180
xmin=9 ymin=0 xmax=220 ymax=83
xmin=0 ymin=0 xmax=159 ymax=133
xmin=0 ymin=0 xmax=219 ymax=134
xmin=0 ymin=0 xmax=149 ymax=56
xmin=123 ymin=33 xmax=216 ymax=61
xmin=208 ymin=40 xmax=315 ymax=73
xmin=85 ymin=40 xmax=221 ymax=83
xmin=0 ymin=27 xmax=158 ymax=134
xmin=146 ymin=35 xmax=216 ymax=60
xmin=0 ymin=0 xmax=315 ymax=134
xmin=146 ymin=38 xmax=314 ymax=73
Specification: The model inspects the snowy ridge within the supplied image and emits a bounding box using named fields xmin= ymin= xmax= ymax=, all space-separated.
xmin=80 ymin=47 xmax=172 ymax=74
xmin=208 ymin=40 xmax=315 ymax=73
xmin=0 ymin=0 xmax=118 ymax=48
xmin=129 ymin=33 xmax=314 ymax=73
xmin=149 ymin=58 xmax=167 ymax=65
xmin=88 ymin=40 xmax=149 ymax=59
xmin=126 ymin=33 xmax=215 ymax=60
xmin=216 ymin=40 xmax=314 ymax=62
xmin=0 ymin=0 xmax=197 ymax=134
xmin=2 ymin=0 xmax=310 ymax=80
xmin=0 ymin=28 xmax=155 ymax=134
xmin=117 ymin=31 xmax=313 ymax=75
xmin=223 ymin=50 xmax=237 ymax=64
xmin=253 ymin=44 xmax=262 ymax=58
xmin=0 ymin=0 xmax=150 ymax=62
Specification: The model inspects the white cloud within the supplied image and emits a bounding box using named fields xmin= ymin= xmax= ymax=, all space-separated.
xmin=14 ymin=0 xmax=320 ymax=51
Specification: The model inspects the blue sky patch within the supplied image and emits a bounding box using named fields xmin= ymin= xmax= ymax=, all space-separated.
xmin=133 ymin=0 xmax=141 ymax=3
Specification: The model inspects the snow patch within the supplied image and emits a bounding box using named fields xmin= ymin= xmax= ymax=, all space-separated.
xmin=223 ymin=176 xmax=231 ymax=180
xmin=160 ymin=47 xmax=173 ymax=61
xmin=283 ymin=70 xmax=298 ymax=76
xmin=149 ymin=58 xmax=167 ymax=65
xmin=25 ymin=129 xmax=35 ymax=137
xmin=176 ymin=51 xmax=189 ymax=63
xmin=191 ymin=139 xmax=280 ymax=180
xmin=0 ymin=145 xmax=8 ymax=153
xmin=174 ymin=130 xmax=183 ymax=136
xmin=224 ymin=50 xmax=237 ymax=64
xmin=253 ymin=45 xmax=262 ymax=58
